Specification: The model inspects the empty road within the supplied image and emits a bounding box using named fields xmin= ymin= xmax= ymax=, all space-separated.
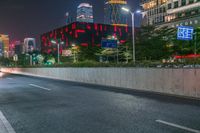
xmin=0 ymin=73 xmax=200 ymax=133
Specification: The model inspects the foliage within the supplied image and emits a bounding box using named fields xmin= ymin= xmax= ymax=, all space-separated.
xmin=78 ymin=45 xmax=100 ymax=61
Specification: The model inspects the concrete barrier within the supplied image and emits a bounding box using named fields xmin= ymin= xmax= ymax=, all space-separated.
xmin=1 ymin=67 xmax=200 ymax=99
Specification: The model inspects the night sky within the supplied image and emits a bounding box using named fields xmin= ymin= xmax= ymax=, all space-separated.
xmin=0 ymin=0 xmax=141 ymax=43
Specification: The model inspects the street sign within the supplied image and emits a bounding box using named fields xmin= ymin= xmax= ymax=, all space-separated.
xmin=101 ymin=39 xmax=117 ymax=48
xmin=177 ymin=26 xmax=194 ymax=40
xmin=62 ymin=50 xmax=72 ymax=57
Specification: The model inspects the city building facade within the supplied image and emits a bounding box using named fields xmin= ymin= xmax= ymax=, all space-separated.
xmin=24 ymin=38 xmax=36 ymax=53
xmin=13 ymin=41 xmax=24 ymax=55
xmin=141 ymin=0 xmax=200 ymax=28
xmin=77 ymin=3 xmax=94 ymax=23
xmin=104 ymin=0 xmax=128 ymax=26
xmin=41 ymin=22 xmax=132 ymax=55
xmin=0 ymin=34 xmax=9 ymax=57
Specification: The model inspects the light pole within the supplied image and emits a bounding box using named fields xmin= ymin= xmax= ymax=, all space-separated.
xmin=122 ymin=7 xmax=141 ymax=64
xmin=51 ymin=39 xmax=64 ymax=64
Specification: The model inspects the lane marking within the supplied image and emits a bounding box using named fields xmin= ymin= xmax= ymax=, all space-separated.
xmin=156 ymin=119 xmax=200 ymax=133
xmin=6 ymin=78 xmax=13 ymax=80
xmin=29 ymin=84 xmax=51 ymax=91
xmin=0 ymin=111 xmax=16 ymax=133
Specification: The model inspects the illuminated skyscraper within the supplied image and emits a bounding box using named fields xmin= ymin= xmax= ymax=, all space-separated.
xmin=0 ymin=34 xmax=9 ymax=57
xmin=77 ymin=3 xmax=94 ymax=23
xmin=104 ymin=0 xmax=128 ymax=26
xmin=65 ymin=12 xmax=73 ymax=25
xmin=24 ymin=38 xmax=36 ymax=53
xmin=141 ymin=0 xmax=200 ymax=27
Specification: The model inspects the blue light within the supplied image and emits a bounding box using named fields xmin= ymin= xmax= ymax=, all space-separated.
xmin=177 ymin=26 xmax=194 ymax=41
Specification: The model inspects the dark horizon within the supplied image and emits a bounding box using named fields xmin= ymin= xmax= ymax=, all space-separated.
xmin=0 ymin=0 xmax=141 ymax=43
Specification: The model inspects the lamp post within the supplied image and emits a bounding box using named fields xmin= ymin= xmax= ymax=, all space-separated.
xmin=122 ymin=7 xmax=141 ymax=64
xmin=51 ymin=39 xmax=64 ymax=64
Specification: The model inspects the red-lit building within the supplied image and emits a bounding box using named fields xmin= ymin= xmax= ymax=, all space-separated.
xmin=41 ymin=22 xmax=132 ymax=54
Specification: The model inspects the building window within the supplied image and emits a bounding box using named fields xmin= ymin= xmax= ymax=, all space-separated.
xmin=181 ymin=0 xmax=186 ymax=6
xmin=168 ymin=3 xmax=172 ymax=9
xmin=174 ymin=1 xmax=179 ymax=8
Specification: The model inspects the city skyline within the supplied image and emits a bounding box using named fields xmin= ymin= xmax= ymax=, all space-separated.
xmin=0 ymin=0 xmax=140 ymax=42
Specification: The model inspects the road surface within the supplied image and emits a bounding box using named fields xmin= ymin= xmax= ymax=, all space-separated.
xmin=0 ymin=73 xmax=200 ymax=133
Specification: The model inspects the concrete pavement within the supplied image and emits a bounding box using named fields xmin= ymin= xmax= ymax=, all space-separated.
xmin=0 ymin=73 xmax=200 ymax=133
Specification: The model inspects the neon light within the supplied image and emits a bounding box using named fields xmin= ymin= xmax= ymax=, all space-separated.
xmin=120 ymin=40 xmax=126 ymax=43
xmin=100 ymin=25 xmax=103 ymax=32
xmin=72 ymin=23 xmax=76 ymax=29
xmin=65 ymin=27 xmax=68 ymax=32
xmin=125 ymin=26 xmax=128 ymax=33
xmin=94 ymin=24 xmax=98 ymax=30
xmin=76 ymin=30 xmax=85 ymax=33
xmin=174 ymin=54 xmax=200 ymax=59
xmin=81 ymin=43 xmax=88 ymax=47
xmin=87 ymin=25 xmax=91 ymax=30
xmin=114 ymin=25 xmax=117 ymax=32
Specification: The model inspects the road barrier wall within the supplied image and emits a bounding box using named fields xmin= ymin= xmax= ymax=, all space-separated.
xmin=1 ymin=67 xmax=200 ymax=99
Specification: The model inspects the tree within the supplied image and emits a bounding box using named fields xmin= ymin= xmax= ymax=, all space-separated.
xmin=135 ymin=26 xmax=177 ymax=60
xmin=78 ymin=45 xmax=100 ymax=61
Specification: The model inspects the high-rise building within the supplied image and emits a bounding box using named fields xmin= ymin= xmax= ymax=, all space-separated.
xmin=24 ymin=38 xmax=36 ymax=53
xmin=77 ymin=3 xmax=94 ymax=23
xmin=0 ymin=34 xmax=9 ymax=57
xmin=104 ymin=0 xmax=128 ymax=26
xmin=65 ymin=12 xmax=73 ymax=25
xmin=0 ymin=40 xmax=3 ymax=57
xmin=141 ymin=0 xmax=168 ymax=26
xmin=141 ymin=0 xmax=200 ymax=27
xmin=13 ymin=41 xmax=23 ymax=55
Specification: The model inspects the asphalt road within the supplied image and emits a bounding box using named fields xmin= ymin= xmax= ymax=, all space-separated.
xmin=0 ymin=73 xmax=200 ymax=133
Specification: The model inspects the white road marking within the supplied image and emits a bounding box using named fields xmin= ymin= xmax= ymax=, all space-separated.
xmin=0 ymin=111 xmax=16 ymax=133
xmin=29 ymin=84 xmax=51 ymax=91
xmin=156 ymin=119 xmax=200 ymax=133
xmin=6 ymin=78 xmax=13 ymax=80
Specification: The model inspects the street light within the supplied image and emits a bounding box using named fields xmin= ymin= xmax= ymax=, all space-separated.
xmin=122 ymin=7 xmax=141 ymax=64
xmin=71 ymin=44 xmax=78 ymax=63
xmin=51 ymin=39 xmax=64 ymax=64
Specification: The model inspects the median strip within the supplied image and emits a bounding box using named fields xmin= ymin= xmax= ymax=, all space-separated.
xmin=156 ymin=119 xmax=200 ymax=133
xmin=29 ymin=84 xmax=51 ymax=91
xmin=0 ymin=110 xmax=16 ymax=133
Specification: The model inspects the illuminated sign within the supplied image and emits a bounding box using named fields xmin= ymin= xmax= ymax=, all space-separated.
xmin=177 ymin=26 xmax=194 ymax=40
xmin=101 ymin=39 xmax=117 ymax=48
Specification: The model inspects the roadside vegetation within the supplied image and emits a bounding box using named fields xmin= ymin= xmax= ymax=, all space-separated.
xmin=1 ymin=26 xmax=200 ymax=68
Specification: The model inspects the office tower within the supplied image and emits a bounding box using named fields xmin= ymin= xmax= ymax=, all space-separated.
xmin=77 ymin=3 xmax=94 ymax=23
xmin=104 ymin=0 xmax=128 ymax=26
xmin=0 ymin=34 xmax=9 ymax=57
xmin=24 ymin=38 xmax=36 ymax=53
xmin=141 ymin=0 xmax=200 ymax=27
xmin=65 ymin=12 xmax=73 ymax=25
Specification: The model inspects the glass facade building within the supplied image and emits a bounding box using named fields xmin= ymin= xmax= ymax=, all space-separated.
xmin=104 ymin=0 xmax=128 ymax=26
xmin=77 ymin=3 xmax=94 ymax=23
xmin=0 ymin=34 xmax=9 ymax=57
xmin=141 ymin=0 xmax=200 ymax=27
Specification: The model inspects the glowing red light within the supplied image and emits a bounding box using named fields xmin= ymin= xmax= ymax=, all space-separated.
xmin=76 ymin=30 xmax=85 ymax=33
xmin=120 ymin=40 xmax=126 ymax=43
xmin=87 ymin=25 xmax=91 ymax=30
xmin=81 ymin=43 xmax=89 ymax=47
xmin=94 ymin=24 xmax=98 ymax=30
xmin=174 ymin=54 xmax=200 ymax=59
xmin=65 ymin=27 xmax=69 ymax=32
xmin=100 ymin=25 xmax=103 ymax=32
